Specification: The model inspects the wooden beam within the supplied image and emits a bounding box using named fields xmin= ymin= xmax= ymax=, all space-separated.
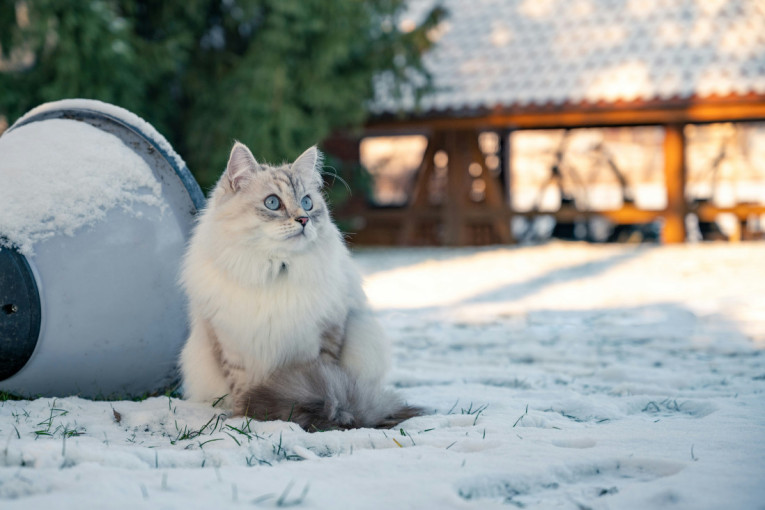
xmin=354 ymin=204 xmax=666 ymax=225
xmin=366 ymin=99 xmax=765 ymax=133
xmin=695 ymin=203 xmax=765 ymax=222
xmin=662 ymin=124 xmax=687 ymax=243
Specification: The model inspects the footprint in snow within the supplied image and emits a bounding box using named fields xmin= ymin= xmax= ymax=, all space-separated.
xmin=551 ymin=438 xmax=597 ymax=449
xmin=456 ymin=457 xmax=685 ymax=506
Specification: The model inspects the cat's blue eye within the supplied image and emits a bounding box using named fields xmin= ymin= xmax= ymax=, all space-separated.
xmin=301 ymin=195 xmax=313 ymax=211
xmin=264 ymin=195 xmax=281 ymax=210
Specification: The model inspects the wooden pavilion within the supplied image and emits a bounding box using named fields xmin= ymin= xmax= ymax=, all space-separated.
xmin=339 ymin=0 xmax=765 ymax=245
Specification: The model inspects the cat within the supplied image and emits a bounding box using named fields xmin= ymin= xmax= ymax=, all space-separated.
xmin=179 ymin=141 xmax=421 ymax=430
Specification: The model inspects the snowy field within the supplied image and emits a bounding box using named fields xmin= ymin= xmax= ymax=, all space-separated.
xmin=2 ymin=241 xmax=764 ymax=509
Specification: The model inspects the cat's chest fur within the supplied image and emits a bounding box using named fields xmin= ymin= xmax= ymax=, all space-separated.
xmin=197 ymin=247 xmax=351 ymax=382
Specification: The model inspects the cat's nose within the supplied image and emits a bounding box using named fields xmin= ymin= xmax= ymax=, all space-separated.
xmin=295 ymin=216 xmax=309 ymax=227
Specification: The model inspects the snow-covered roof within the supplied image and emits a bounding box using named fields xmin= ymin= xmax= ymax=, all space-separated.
xmin=372 ymin=0 xmax=765 ymax=115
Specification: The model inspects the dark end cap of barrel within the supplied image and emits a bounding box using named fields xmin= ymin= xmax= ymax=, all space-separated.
xmin=0 ymin=246 xmax=41 ymax=380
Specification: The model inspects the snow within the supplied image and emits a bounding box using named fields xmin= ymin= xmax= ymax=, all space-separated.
xmin=1 ymin=242 xmax=764 ymax=509
xmin=17 ymin=99 xmax=188 ymax=180
xmin=0 ymin=118 xmax=164 ymax=255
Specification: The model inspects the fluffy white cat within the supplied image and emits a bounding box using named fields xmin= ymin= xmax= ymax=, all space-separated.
xmin=179 ymin=142 xmax=419 ymax=429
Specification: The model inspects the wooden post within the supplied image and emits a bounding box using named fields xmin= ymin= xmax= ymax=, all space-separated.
xmin=501 ymin=129 xmax=516 ymax=243
xmin=443 ymin=130 xmax=470 ymax=245
xmin=398 ymin=134 xmax=438 ymax=245
xmin=467 ymin=132 xmax=513 ymax=243
xmin=663 ymin=124 xmax=687 ymax=243
xmin=499 ymin=128 xmax=512 ymax=204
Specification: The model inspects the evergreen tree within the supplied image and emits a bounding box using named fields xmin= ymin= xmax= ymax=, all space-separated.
xmin=0 ymin=0 xmax=444 ymax=190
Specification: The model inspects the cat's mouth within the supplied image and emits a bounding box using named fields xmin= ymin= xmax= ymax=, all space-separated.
xmin=285 ymin=228 xmax=314 ymax=242
xmin=281 ymin=224 xmax=317 ymax=245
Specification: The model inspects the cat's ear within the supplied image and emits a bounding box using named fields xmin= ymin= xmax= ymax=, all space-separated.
xmin=291 ymin=145 xmax=323 ymax=184
xmin=225 ymin=141 xmax=260 ymax=192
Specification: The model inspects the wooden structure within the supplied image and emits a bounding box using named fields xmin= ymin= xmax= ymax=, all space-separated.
xmin=342 ymin=0 xmax=765 ymax=245
xmin=350 ymin=98 xmax=765 ymax=245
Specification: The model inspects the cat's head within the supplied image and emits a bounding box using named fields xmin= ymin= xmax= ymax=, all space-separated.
xmin=208 ymin=141 xmax=329 ymax=253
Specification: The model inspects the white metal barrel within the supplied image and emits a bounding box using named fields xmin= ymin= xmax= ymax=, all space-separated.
xmin=0 ymin=99 xmax=204 ymax=398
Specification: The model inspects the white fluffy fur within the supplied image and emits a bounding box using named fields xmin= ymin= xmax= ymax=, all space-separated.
xmin=180 ymin=143 xmax=390 ymax=409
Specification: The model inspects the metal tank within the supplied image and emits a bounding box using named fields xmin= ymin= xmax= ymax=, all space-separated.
xmin=0 ymin=99 xmax=204 ymax=398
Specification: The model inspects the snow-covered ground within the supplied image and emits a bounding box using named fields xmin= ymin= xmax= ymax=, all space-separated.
xmin=2 ymin=242 xmax=764 ymax=509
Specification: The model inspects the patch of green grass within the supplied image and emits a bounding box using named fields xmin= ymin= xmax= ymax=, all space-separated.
xmin=0 ymin=391 xmax=24 ymax=402
xmin=212 ymin=394 xmax=228 ymax=408
xmin=90 ymin=380 xmax=182 ymax=402
xmin=399 ymin=428 xmax=416 ymax=446
xmin=170 ymin=412 xmax=224 ymax=445
xmin=246 ymin=455 xmax=272 ymax=467
xmin=270 ymin=432 xmax=302 ymax=461
xmin=460 ymin=402 xmax=489 ymax=416
xmin=513 ymin=404 xmax=529 ymax=428
xmin=198 ymin=438 xmax=223 ymax=448
xmin=274 ymin=481 xmax=310 ymax=507
xmin=28 ymin=401 xmax=86 ymax=439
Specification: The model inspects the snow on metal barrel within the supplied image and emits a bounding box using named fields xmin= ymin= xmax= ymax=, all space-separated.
xmin=0 ymin=99 xmax=205 ymax=398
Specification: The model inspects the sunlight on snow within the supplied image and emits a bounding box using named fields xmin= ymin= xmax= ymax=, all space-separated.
xmin=362 ymin=244 xmax=639 ymax=311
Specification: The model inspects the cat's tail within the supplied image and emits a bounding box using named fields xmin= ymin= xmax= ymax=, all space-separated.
xmin=236 ymin=361 xmax=422 ymax=432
